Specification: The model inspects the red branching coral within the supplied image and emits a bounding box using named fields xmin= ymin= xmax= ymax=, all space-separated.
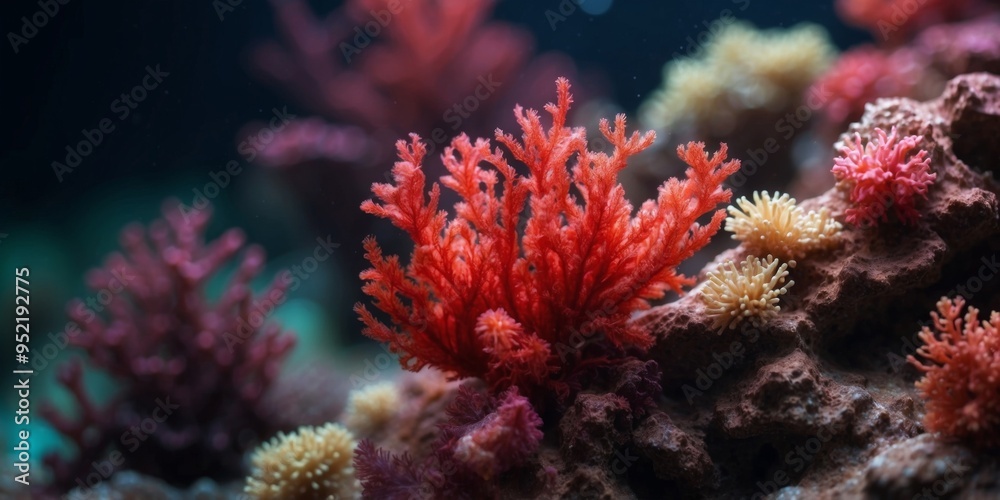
xmin=908 ymin=297 xmax=1000 ymax=448
xmin=41 ymin=202 xmax=295 ymax=489
xmin=832 ymin=127 xmax=935 ymax=226
xmin=355 ymin=78 xmax=739 ymax=392
xmin=355 ymin=384 xmax=543 ymax=498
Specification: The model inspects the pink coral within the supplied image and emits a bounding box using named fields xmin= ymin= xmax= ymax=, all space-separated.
xmin=908 ymin=297 xmax=1000 ymax=448
xmin=811 ymin=46 xmax=924 ymax=136
xmin=836 ymin=0 xmax=990 ymax=42
xmin=832 ymin=127 xmax=935 ymax=226
xmin=355 ymin=78 xmax=738 ymax=393
xmin=41 ymin=202 xmax=295 ymax=489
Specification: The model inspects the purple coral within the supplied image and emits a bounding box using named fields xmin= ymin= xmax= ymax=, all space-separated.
xmin=355 ymin=384 xmax=543 ymax=498
xmin=42 ymin=202 xmax=295 ymax=490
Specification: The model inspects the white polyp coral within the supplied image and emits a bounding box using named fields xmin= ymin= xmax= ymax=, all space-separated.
xmin=725 ymin=191 xmax=841 ymax=261
xmin=341 ymin=382 xmax=400 ymax=436
xmin=244 ymin=422 xmax=360 ymax=500
xmin=701 ymin=254 xmax=795 ymax=332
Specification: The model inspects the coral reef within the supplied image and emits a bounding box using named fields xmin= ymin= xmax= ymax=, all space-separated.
xmin=632 ymin=72 xmax=1000 ymax=498
xmin=245 ymin=423 xmax=359 ymax=500
xmin=245 ymin=0 xmax=582 ymax=299
xmin=41 ymin=203 xmax=295 ymax=490
xmin=832 ymin=127 xmax=936 ymax=226
xmin=701 ymin=254 xmax=795 ymax=332
xmin=908 ymin=297 xmax=1000 ymax=447
xmin=356 ymin=78 xmax=738 ymax=394
xmin=725 ymin=191 xmax=841 ymax=261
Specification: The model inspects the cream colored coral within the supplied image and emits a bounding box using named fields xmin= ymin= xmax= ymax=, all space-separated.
xmin=702 ymin=255 xmax=794 ymax=332
xmin=725 ymin=191 xmax=841 ymax=261
xmin=341 ymin=382 xmax=400 ymax=436
xmin=641 ymin=22 xmax=835 ymax=134
xmin=245 ymin=423 xmax=359 ymax=500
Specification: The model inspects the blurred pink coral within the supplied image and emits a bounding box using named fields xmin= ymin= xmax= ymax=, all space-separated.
xmin=836 ymin=0 xmax=991 ymax=42
xmin=42 ymin=202 xmax=295 ymax=489
xmin=908 ymin=297 xmax=1000 ymax=448
xmin=811 ymin=46 xmax=924 ymax=136
xmin=832 ymin=127 xmax=935 ymax=226
xmin=915 ymin=14 xmax=1000 ymax=76
xmin=355 ymin=384 xmax=542 ymax=497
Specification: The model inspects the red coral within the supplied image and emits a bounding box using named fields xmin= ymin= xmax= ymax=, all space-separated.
xmin=41 ymin=202 xmax=295 ymax=490
xmin=355 ymin=78 xmax=738 ymax=392
xmin=832 ymin=127 xmax=935 ymax=226
xmin=908 ymin=297 xmax=1000 ymax=448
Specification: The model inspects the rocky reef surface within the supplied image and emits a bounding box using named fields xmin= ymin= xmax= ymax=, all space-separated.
xmin=61 ymin=73 xmax=1000 ymax=500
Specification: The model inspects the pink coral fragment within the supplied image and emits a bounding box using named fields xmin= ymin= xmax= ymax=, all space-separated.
xmin=832 ymin=127 xmax=935 ymax=226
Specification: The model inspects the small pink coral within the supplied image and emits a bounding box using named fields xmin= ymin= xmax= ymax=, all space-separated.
xmin=832 ymin=127 xmax=935 ymax=226
xmin=908 ymin=297 xmax=1000 ymax=448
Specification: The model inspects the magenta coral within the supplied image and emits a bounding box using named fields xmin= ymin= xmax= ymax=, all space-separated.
xmin=355 ymin=384 xmax=543 ymax=498
xmin=832 ymin=127 xmax=935 ymax=226
xmin=908 ymin=297 xmax=1000 ymax=448
xmin=41 ymin=202 xmax=295 ymax=489
xmin=355 ymin=78 xmax=738 ymax=393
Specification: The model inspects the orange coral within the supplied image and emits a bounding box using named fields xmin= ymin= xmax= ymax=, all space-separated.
xmin=908 ymin=297 xmax=1000 ymax=448
xmin=356 ymin=78 xmax=738 ymax=391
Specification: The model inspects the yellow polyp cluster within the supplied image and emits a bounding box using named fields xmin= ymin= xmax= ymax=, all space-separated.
xmin=701 ymin=254 xmax=794 ymax=333
xmin=725 ymin=191 xmax=841 ymax=261
xmin=245 ymin=422 xmax=359 ymax=500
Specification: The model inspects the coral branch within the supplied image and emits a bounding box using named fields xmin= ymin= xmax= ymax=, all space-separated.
xmin=356 ymin=78 xmax=738 ymax=392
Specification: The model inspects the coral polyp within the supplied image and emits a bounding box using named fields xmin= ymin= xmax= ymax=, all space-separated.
xmin=701 ymin=254 xmax=795 ymax=332
xmin=245 ymin=423 xmax=359 ymax=499
xmin=832 ymin=127 xmax=936 ymax=226
xmin=725 ymin=190 xmax=841 ymax=261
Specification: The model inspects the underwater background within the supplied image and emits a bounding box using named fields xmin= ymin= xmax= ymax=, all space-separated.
xmin=3 ymin=0 xmax=1000 ymax=498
